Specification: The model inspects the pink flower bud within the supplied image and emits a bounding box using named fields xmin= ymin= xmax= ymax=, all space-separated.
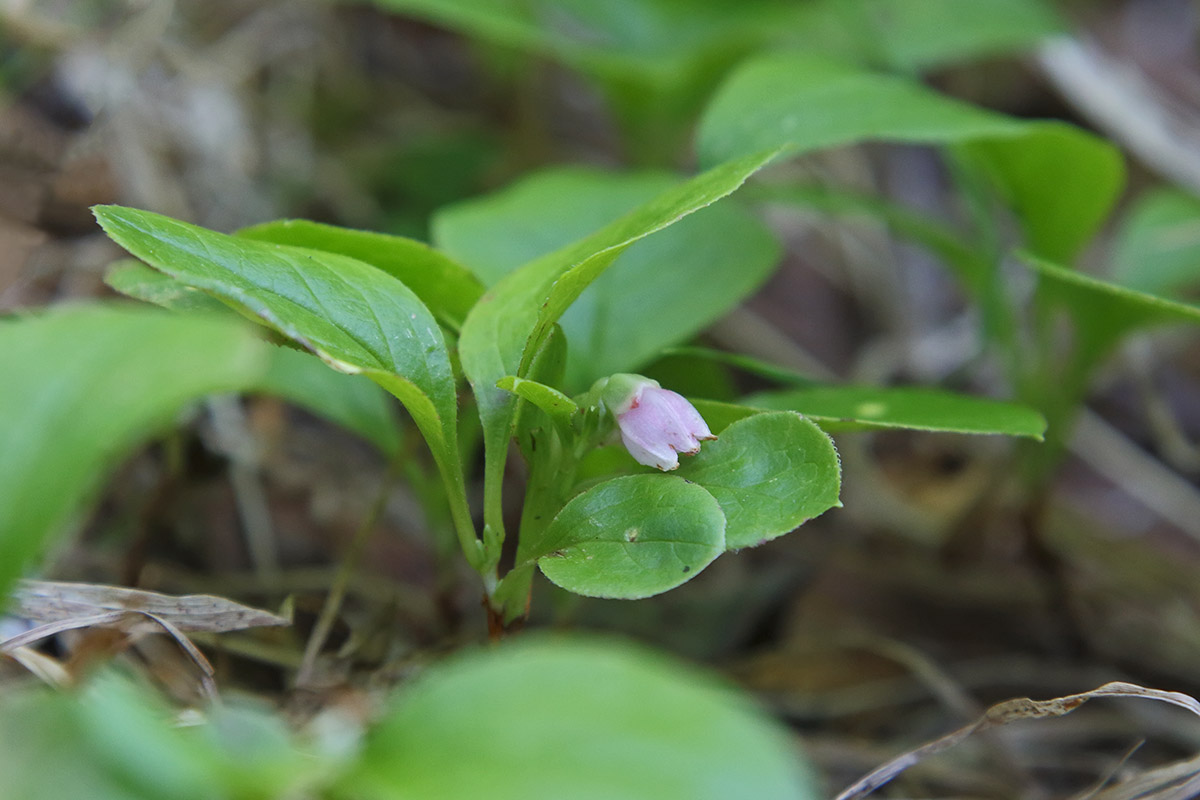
xmin=599 ymin=375 xmax=716 ymax=471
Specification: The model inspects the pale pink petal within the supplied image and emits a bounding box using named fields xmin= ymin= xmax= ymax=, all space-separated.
xmin=620 ymin=428 xmax=680 ymax=470
xmin=656 ymin=390 xmax=716 ymax=440
xmin=615 ymin=386 xmax=716 ymax=471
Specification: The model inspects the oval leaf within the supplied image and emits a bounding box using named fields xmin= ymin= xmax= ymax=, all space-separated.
xmin=346 ymin=635 xmax=817 ymax=800
xmin=534 ymin=474 xmax=726 ymax=599
xmin=675 ymin=411 xmax=841 ymax=550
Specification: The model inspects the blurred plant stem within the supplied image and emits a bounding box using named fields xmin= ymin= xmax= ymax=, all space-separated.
xmin=294 ymin=447 xmax=406 ymax=688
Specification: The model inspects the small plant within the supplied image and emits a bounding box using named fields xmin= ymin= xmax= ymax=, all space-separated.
xmin=88 ymin=201 xmax=847 ymax=626
xmin=8 ymin=2 xmax=1200 ymax=798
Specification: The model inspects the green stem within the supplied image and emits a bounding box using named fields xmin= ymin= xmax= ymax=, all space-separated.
xmin=946 ymin=151 xmax=1025 ymax=386
xmin=482 ymin=449 xmax=506 ymax=543
xmin=493 ymin=427 xmax=563 ymax=622
xmin=411 ymin=420 xmax=494 ymax=592
xmin=443 ymin=453 xmax=487 ymax=574
xmin=493 ymin=409 xmax=599 ymax=622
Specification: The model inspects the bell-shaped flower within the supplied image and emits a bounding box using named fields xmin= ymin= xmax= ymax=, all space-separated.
xmin=597 ymin=374 xmax=716 ymax=471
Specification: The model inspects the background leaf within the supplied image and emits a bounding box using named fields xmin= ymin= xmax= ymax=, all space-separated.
xmin=1024 ymin=252 xmax=1200 ymax=363
xmin=345 ymin=635 xmax=818 ymax=800
xmin=371 ymin=0 xmax=1060 ymax=92
xmin=254 ymin=347 xmax=403 ymax=457
xmin=0 ymin=674 xmax=321 ymax=800
xmin=696 ymin=53 xmax=1024 ymax=166
xmin=960 ymin=124 xmax=1125 ymax=262
xmin=533 ymin=474 xmax=725 ymax=599
xmin=847 ymin=0 xmax=1063 ymax=71
xmin=696 ymin=54 xmax=1122 ymax=261
xmin=1112 ymin=187 xmax=1200 ymax=298
xmin=676 ymin=411 xmax=841 ymax=550
xmin=371 ymin=0 xmax=793 ymax=82
xmin=748 ymin=184 xmax=989 ymax=293
xmin=0 ymin=305 xmax=268 ymax=601
xmin=437 ymin=167 xmax=779 ymax=389
xmin=745 ymin=386 xmax=1048 ymax=439
xmin=434 ymin=169 xmax=670 ymax=278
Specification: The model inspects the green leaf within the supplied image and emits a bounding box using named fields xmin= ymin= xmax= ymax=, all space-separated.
xmin=373 ymin=0 xmax=1058 ymax=85
xmin=696 ymin=54 xmax=1122 ymax=261
xmin=1023 ymin=251 xmax=1200 ymax=362
xmin=372 ymin=0 xmax=792 ymax=83
xmin=0 ymin=675 xmax=216 ymax=800
xmin=457 ymin=149 xmax=778 ymax=536
xmin=496 ymin=376 xmax=578 ymax=427
xmin=346 ymin=635 xmax=817 ymax=800
xmin=105 ymin=259 xmax=230 ymax=315
xmin=747 ymin=386 xmax=1048 ymax=439
xmin=532 ymin=474 xmax=725 ymax=599
xmin=960 ymin=125 xmax=1125 ymax=262
xmin=237 ymin=219 xmax=484 ymax=330
xmin=93 ymin=208 xmax=455 ymax=443
xmin=255 ymin=347 xmax=403 ymax=456
xmin=105 ymin=259 xmax=403 ymax=457
xmin=697 ymin=53 xmax=1022 ymax=165
xmin=437 ymin=167 xmax=780 ymax=390
xmin=1113 ymin=187 xmax=1200 ymax=297
xmin=434 ymin=168 xmax=669 ymax=281
xmin=688 ymin=398 xmax=761 ymax=434
xmin=749 ymin=183 xmax=990 ymax=293
xmin=675 ymin=411 xmax=841 ymax=550
xmin=0 ymin=674 xmax=323 ymax=800
xmin=639 ymin=349 xmax=742 ymax=401
xmin=0 ymin=305 xmax=268 ymax=600
xmin=372 ymin=0 xmax=799 ymax=165
xmin=93 ymin=205 xmax=481 ymax=567
xmin=850 ymin=0 xmax=1064 ymax=71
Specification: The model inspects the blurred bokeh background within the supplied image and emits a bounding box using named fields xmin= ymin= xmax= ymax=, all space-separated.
xmin=8 ymin=1 xmax=1200 ymax=796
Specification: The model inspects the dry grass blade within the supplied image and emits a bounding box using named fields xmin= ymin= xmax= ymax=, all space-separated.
xmin=141 ymin=611 xmax=218 ymax=701
xmin=3 ymin=581 xmax=287 ymax=700
xmin=5 ymin=644 xmax=73 ymax=688
xmin=0 ymin=611 xmax=128 ymax=652
xmin=9 ymin=580 xmax=289 ymax=633
xmin=836 ymin=682 xmax=1200 ymax=800
xmin=1089 ymin=753 xmax=1200 ymax=800
xmin=1 ymin=609 xmax=220 ymax=699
